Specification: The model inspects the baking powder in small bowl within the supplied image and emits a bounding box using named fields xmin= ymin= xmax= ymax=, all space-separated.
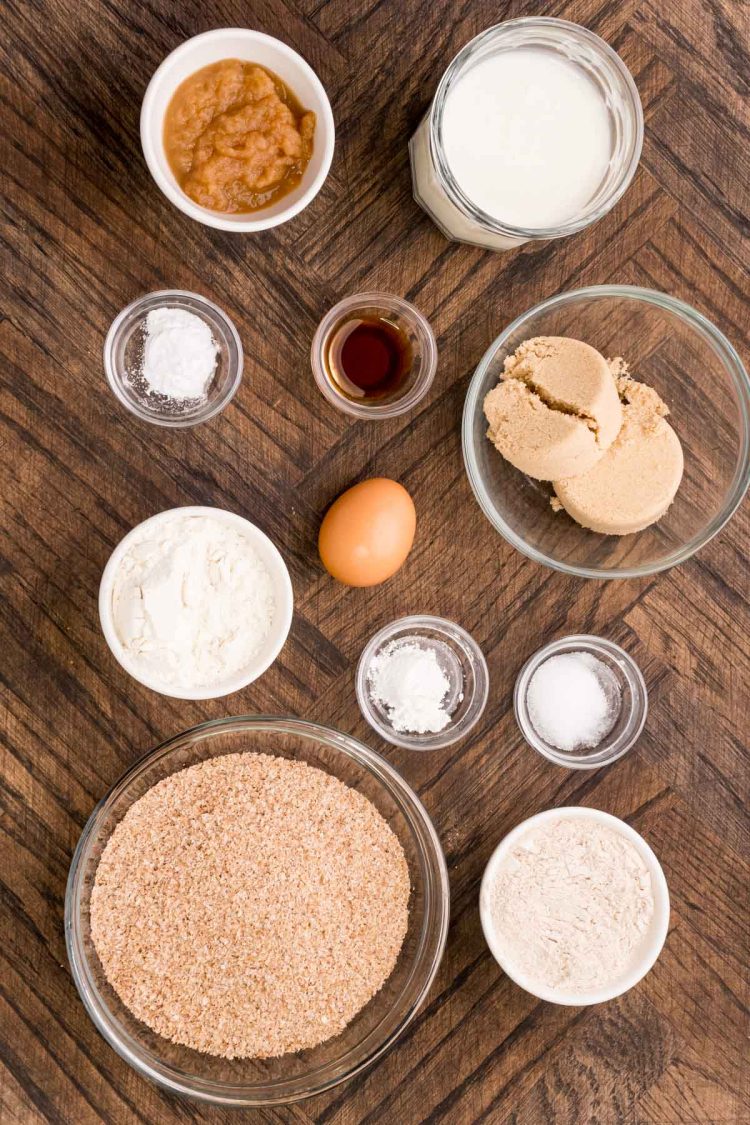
xmin=99 ymin=507 xmax=293 ymax=699
xmin=479 ymin=807 xmax=669 ymax=1005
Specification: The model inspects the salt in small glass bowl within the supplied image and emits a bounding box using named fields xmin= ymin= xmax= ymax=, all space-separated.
xmin=514 ymin=634 xmax=648 ymax=769
xmin=104 ymin=290 xmax=243 ymax=427
xmin=311 ymin=293 xmax=438 ymax=419
xmin=356 ymin=615 xmax=489 ymax=750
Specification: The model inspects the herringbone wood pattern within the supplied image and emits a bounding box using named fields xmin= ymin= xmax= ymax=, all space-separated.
xmin=1 ymin=1 xmax=748 ymax=1123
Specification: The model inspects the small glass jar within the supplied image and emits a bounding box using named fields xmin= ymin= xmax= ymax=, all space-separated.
xmin=409 ymin=18 xmax=643 ymax=251
xmin=356 ymin=615 xmax=489 ymax=750
xmin=311 ymin=293 xmax=437 ymax=419
xmin=104 ymin=290 xmax=243 ymax=427
xmin=514 ymin=635 xmax=648 ymax=769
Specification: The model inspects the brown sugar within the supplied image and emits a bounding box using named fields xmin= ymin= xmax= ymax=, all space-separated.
xmin=552 ymin=370 xmax=684 ymax=535
xmin=483 ymin=337 xmax=623 ymax=480
xmin=164 ymin=60 xmax=315 ymax=213
xmin=90 ymin=752 xmax=410 ymax=1059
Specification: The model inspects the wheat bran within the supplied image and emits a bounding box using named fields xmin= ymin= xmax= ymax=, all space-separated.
xmin=90 ymin=752 xmax=410 ymax=1059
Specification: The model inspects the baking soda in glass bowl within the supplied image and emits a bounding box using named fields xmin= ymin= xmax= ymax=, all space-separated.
xmin=356 ymin=615 xmax=489 ymax=750
xmin=104 ymin=290 xmax=243 ymax=427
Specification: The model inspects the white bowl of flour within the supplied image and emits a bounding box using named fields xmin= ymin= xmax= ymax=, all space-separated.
xmin=99 ymin=507 xmax=293 ymax=699
xmin=480 ymin=807 xmax=669 ymax=1005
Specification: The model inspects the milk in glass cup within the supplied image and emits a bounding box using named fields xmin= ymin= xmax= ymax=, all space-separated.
xmin=409 ymin=18 xmax=643 ymax=251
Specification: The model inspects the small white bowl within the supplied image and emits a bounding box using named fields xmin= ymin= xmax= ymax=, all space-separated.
xmin=99 ymin=506 xmax=294 ymax=699
xmin=479 ymin=807 xmax=670 ymax=1006
xmin=140 ymin=28 xmax=335 ymax=231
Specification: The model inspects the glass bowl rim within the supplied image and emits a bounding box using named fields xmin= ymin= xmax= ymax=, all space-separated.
xmin=462 ymin=283 xmax=750 ymax=579
xmin=65 ymin=715 xmax=450 ymax=1106
xmin=310 ymin=292 xmax=438 ymax=419
xmin=103 ymin=289 xmax=244 ymax=428
xmin=513 ymin=634 xmax=648 ymax=769
xmin=355 ymin=613 xmax=490 ymax=750
xmin=429 ymin=17 xmax=644 ymax=239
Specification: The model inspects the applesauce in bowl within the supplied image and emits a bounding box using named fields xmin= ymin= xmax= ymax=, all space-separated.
xmin=163 ymin=59 xmax=315 ymax=213
xmin=140 ymin=29 xmax=334 ymax=232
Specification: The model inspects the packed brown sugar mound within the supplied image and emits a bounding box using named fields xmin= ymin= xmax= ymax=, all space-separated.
xmin=552 ymin=371 xmax=684 ymax=535
xmin=90 ymin=752 xmax=410 ymax=1059
xmin=483 ymin=336 xmax=622 ymax=480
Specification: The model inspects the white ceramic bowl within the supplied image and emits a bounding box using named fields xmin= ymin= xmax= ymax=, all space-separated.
xmin=479 ymin=807 xmax=669 ymax=1005
xmin=99 ymin=506 xmax=294 ymax=699
xmin=140 ymin=28 xmax=335 ymax=231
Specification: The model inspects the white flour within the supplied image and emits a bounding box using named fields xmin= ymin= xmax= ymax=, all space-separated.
xmin=489 ymin=817 xmax=654 ymax=993
xmin=141 ymin=308 xmax=218 ymax=399
xmin=368 ymin=640 xmax=451 ymax=733
xmin=111 ymin=514 xmax=275 ymax=689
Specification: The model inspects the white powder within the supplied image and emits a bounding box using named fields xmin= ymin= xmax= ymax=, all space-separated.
xmin=368 ymin=640 xmax=452 ymax=734
xmin=489 ymin=817 xmax=655 ymax=993
xmin=110 ymin=514 xmax=275 ymax=690
xmin=141 ymin=308 xmax=218 ymax=399
xmin=526 ymin=651 xmax=621 ymax=752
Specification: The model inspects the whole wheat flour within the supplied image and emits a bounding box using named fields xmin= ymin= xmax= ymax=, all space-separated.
xmin=489 ymin=816 xmax=654 ymax=993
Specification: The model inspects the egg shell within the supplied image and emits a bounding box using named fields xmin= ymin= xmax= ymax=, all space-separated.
xmin=318 ymin=478 xmax=416 ymax=587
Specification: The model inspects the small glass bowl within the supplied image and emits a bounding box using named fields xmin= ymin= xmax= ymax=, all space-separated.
xmin=311 ymin=293 xmax=438 ymax=419
xmin=463 ymin=285 xmax=750 ymax=578
xmin=356 ymin=615 xmax=489 ymax=750
xmin=104 ymin=290 xmax=243 ymax=427
xmin=514 ymin=635 xmax=647 ymax=769
xmin=65 ymin=717 xmax=450 ymax=1106
xmin=410 ymin=18 xmax=643 ymax=250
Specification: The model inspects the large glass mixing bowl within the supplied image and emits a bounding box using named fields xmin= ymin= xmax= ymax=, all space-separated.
xmin=463 ymin=286 xmax=749 ymax=578
xmin=65 ymin=717 xmax=449 ymax=1106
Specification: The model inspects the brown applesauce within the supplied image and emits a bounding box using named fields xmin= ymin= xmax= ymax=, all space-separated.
xmin=163 ymin=59 xmax=316 ymax=213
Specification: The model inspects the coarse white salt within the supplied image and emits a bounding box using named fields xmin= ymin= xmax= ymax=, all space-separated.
xmin=526 ymin=650 xmax=621 ymax=752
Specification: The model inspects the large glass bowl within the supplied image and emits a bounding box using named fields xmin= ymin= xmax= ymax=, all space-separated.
xmin=463 ymin=286 xmax=750 ymax=578
xmin=65 ymin=717 xmax=449 ymax=1107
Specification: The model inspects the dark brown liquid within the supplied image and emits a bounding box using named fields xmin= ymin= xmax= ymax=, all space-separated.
xmin=326 ymin=316 xmax=412 ymax=401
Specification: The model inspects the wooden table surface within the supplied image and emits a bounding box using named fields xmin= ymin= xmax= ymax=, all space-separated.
xmin=2 ymin=1 xmax=749 ymax=1122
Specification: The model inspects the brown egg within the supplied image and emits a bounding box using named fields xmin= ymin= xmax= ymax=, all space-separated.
xmin=319 ymin=478 xmax=416 ymax=587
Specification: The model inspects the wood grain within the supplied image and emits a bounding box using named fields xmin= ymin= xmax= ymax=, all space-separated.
xmin=1 ymin=1 xmax=749 ymax=1122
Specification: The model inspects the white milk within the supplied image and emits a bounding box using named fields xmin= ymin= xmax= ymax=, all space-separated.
xmin=441 ymin=48 xmax=612 ymax=230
